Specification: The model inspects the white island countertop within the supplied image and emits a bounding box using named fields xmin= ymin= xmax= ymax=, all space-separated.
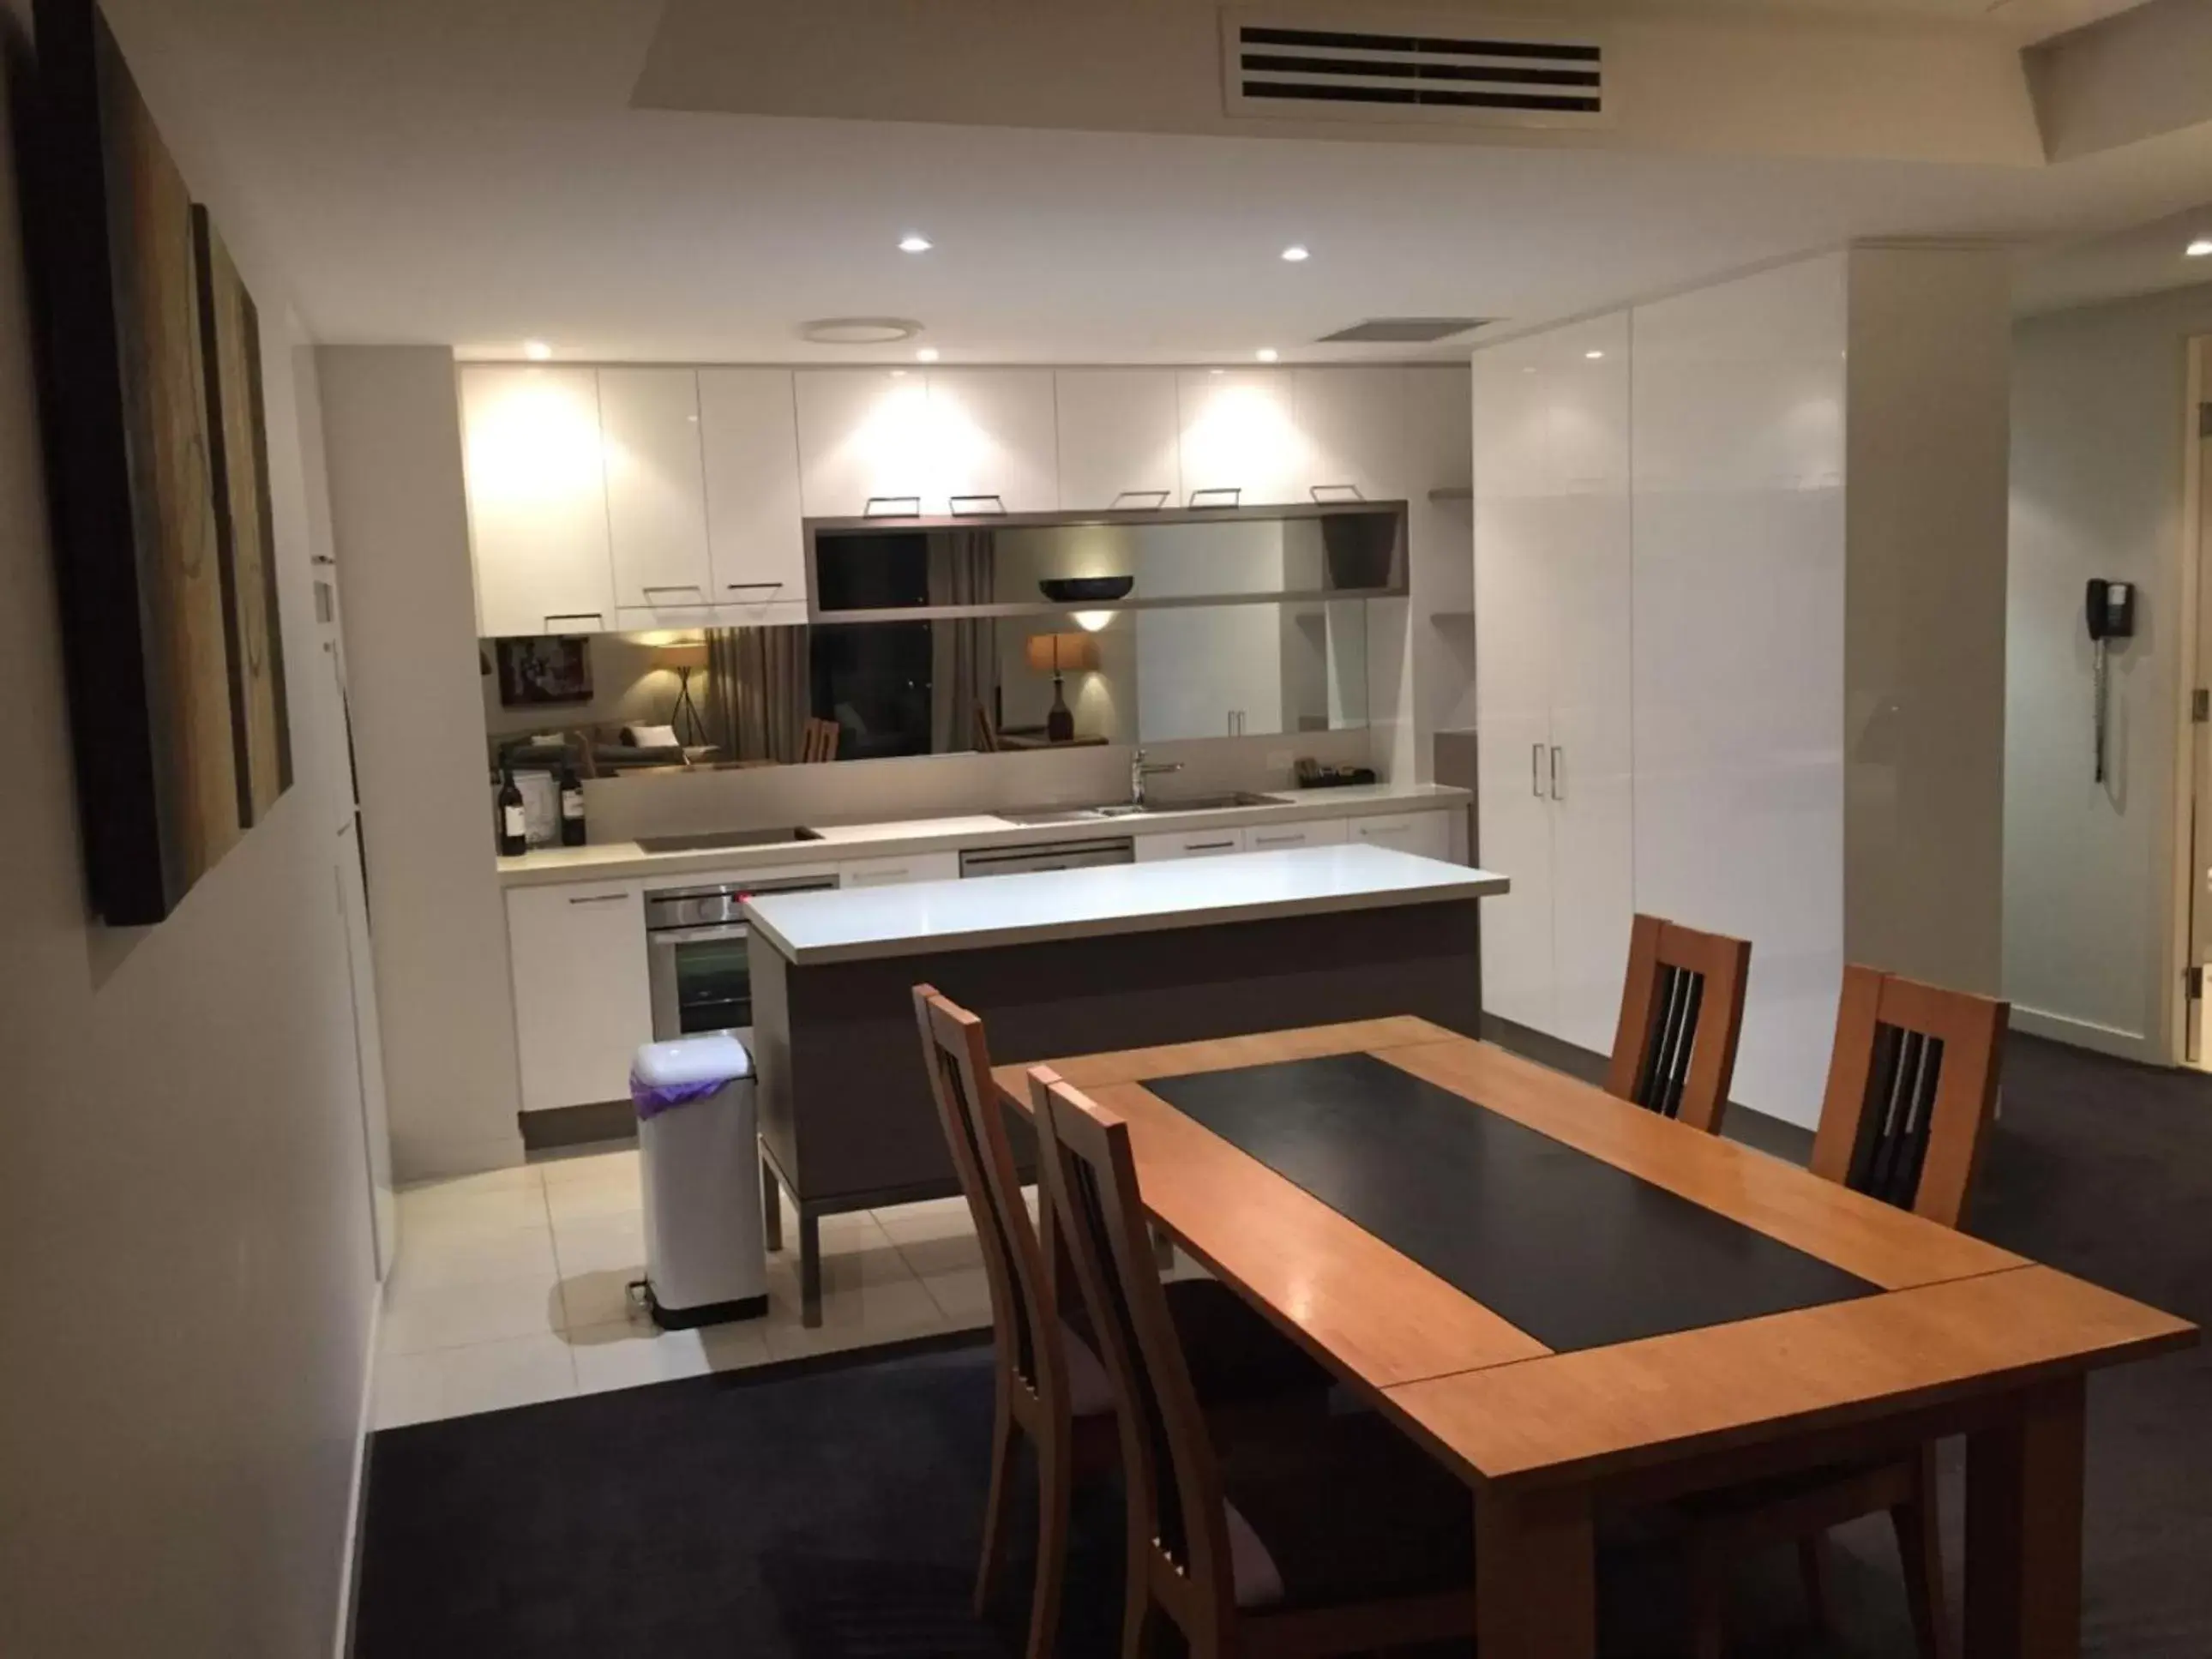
xmin=741 ymin=843 xmax=1508 ymax=966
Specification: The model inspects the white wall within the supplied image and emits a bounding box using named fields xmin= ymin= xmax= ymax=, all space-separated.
xmin=2006 ymin=284 xmax=2212 ymax=1061
xmin=0 ymin=12 xmax=378 ymax=1655
xmin=320 ymin=347 xmax=527 ymax=1178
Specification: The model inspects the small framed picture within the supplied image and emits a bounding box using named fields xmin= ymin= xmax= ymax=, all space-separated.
xmin=496 ymin=636 xmax=593 ymax=706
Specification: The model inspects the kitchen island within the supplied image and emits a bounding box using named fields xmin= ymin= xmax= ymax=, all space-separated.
xmin=743 ymin=843 xmax=1506 ymax=1322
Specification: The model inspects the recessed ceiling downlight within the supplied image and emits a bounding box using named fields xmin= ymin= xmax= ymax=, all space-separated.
xmin=800 ymin=317 xmax=924 ymax=346
xmin=2190 ymin=239 xmax=2212 ymax=258
xmin=898 ymin=234 xmax=933 ymax=254
xmin=522 ymin=340 xmax=552 ymax=360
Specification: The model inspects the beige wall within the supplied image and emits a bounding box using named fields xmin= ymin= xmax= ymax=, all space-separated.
xmin=2006 ymin=283 xmax=2212 ymax=1062
xmin=0 ymin=13 xmax=377 ymax=1656
xmin=321 ymin=346 xmax=526 ymax=1177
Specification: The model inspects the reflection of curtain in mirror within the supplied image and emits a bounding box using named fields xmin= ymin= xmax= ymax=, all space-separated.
xmin=928 ymin=530 xmax=999 ymax=752
xmin=706 ymin=626 xmax=811 ymax=762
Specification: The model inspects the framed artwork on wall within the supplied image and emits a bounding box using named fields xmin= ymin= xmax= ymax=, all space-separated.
xmin=27 ymin=0 xmax=293 ymax=924
xmin=496 ymin=637 xmax=594 ymax=707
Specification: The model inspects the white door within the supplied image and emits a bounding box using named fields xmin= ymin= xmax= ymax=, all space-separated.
xmin=600 ymin=368 xmax=713 ymax=623
xmin=1472 ymin=340 xmax=1558 ymax=1033
xmin=507 ymin=881 xmax=655 ymax=1111
xmin=1176 ymin=370 xmax=1307 ymax=507
xmin=1295 ymin=367 xmax=1406 ymax=502
xmin=460 ymin=364 xmax=616 ymax=636
xmin=793 ymin=368 xmax=935 ymax=518
xmin=1054 ymin=369 xmax=1183 ymax=510
xmin=928 ymin=369 xmax=1059 ymax=514
xmin=335 ymin=820 xmax=394 ymax=1280
xmin=1539 ymin=316 xmax=1636 ymax=1055
xmin=699 ymin=369 xmax=808 ymax=622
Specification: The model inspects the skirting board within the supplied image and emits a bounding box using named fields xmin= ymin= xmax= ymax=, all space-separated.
xmin=332 ymin=1290 xmax=381 ymax=1659
xmin=2010 ymin=1003 xmax=2167 ymax=1067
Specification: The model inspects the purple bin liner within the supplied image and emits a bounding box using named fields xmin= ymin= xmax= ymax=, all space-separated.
xmin=631 ymin=1074 xmax=728 ymax=1122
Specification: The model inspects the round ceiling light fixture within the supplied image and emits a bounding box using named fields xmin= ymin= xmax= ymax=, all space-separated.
xmin=1255 ymin=347 xmax=1280 ymax=363
xmin=2189 ymin=238 xmax=2212 ymax=258
xmin=898 ymin=233 xmax=934 ymax=254
xmin=799 ymin=317 xmax=925 ymax=346
xmin=1281 ymin=244 xmax=1310 ymax=262
xmin=522 ymin=340 xmax=553 ymax=360
xmin=916 ymin=346 xmax=941 ymax=363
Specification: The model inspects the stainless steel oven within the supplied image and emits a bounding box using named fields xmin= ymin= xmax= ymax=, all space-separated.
xmin=646 ymin=872 xmax=839 ymax=1040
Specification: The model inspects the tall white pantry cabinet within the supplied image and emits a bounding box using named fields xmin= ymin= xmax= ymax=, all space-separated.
xmin=1473 ymin=249 xmax=2010 ymax=1128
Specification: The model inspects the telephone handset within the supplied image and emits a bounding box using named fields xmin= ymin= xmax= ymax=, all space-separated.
xmin=2086 ymin=580 xmax=2136 ymax=784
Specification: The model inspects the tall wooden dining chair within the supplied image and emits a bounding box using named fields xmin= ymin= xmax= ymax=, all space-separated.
xmin=800 ymin=716 xmax=839 ymax=762
xmin=1680 ymin=965 xmax=2008 ymax=1659
xmin=911 ymin=989 xmax=1328 ymax=1659
xmin=1605 ymin=914 xmax=1752 ymax=1134
xmin=1030 ymin=1066 xmax=1480 ymax=1659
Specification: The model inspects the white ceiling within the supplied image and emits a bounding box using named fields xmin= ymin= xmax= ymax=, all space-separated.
xmin=108 ymin=0 xmax=2212 ymax=365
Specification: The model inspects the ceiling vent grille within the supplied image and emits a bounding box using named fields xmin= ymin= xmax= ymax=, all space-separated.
xmin=1223 ymin=9 xmax=1609 ymax=129
xmin=1319 ymin=318 xmax=1489 ymax=344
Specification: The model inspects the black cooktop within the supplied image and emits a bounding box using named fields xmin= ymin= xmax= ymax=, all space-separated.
xmin=634 ymin=827 xmax=823 ymax=855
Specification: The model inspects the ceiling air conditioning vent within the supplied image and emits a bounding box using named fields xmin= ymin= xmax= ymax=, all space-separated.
xmin=1223 ymin=9 xmax=1609 ymax=129
xmin=1319 ymin=317 xmax=1490 ymax=344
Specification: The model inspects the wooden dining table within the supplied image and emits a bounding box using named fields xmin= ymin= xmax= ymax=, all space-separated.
xmin=992 ymin=1014 xmax=2197 ymax=1659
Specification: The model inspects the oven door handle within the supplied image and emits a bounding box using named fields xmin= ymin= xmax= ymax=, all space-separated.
xmin=649 ymin=923 xmax=752 ymax=947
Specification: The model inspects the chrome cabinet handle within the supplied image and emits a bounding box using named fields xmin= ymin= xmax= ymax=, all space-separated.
xmin=863 ymin=496 xmax=922 ymax=517
xmin=641 ymin=585 xmax=705 ymax=598
xmin=1186 ymin=839 xmax=1236 ymax=851
xmin=1550 ymin=746 xmax=1565 ymax=802
xmin=1109 ymin=490 xmax=1171 ymax=509
xmin=543 ymin=611 xmax=605 ymax=629
xmin=1531 ymin=743 xmax=1545 ymax=798
xmin=1188 ymin=486 xmax=1241 ymax=508
xmin=948 ymin=494 xmax=1007 ymax=515
xmin=723 ymin=581 xmax=784 ymax=593
xmin=1253 ymin=832 xmax=1301 ymax=846
xmin=1309 ymin=483 xmax=1365 ymax=502
xmin=567 ymin=893 xmax=628 ymax=906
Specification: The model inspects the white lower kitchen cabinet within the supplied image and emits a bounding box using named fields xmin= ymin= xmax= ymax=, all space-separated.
xmin=1347 ymin=811 xmax=1452 ymax=862
xmin=1244 ymin=817 xmax=1347 ymax=853
xmin=1134 ymin=826 xmax=1248 ymax=862
xmin=837 ymin=850 xmax=961 ymax=887
xmin=507 ymin=879 xmax=653 ymax=1112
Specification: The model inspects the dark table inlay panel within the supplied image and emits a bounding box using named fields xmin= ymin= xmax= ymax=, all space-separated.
xmin=1145 ymin=1053 xmax=1877 ymax=1353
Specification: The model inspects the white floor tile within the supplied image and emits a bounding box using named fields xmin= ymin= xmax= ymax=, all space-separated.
xmin=534 ymin=1144 xmax=640 ymax=1187
xmin=760 ymin=1261 xmax=948 ymax=1361
xmin=397 ymin=1180 xmax=549 ymax=1241
xmin=918 ymin=1266 xmax=995 ymax=1329
xmin=389 ymin=1222 xmax=557 ymax=1294
xmin=374 ymin=1332 xmax=578 ymax=1428
xmin=569 ymin=1320 xmax=772 ymax=1394
xmin=382 ymin=1270 xmax=565 ymax=1355
xmin=550 ymin=1209 xmax=646 ymax=1277
xmin=556 ymin=1266 xmax=652 ymax=1334
xmin=398 ymin=1163 xmax=541 ymax=1199
xmin=884 ymin=1225 xmax=982 ymax=1279
xmin=544 ymin=1175 xmax=642 ymax=1228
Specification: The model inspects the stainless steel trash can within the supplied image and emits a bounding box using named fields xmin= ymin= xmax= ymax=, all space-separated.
xmin=632 ymin=1033 xmax=768 ymax=1328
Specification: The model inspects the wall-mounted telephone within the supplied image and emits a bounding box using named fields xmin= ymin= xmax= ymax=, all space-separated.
xmin=2087 ymin=579 xmax=2136 ymax=784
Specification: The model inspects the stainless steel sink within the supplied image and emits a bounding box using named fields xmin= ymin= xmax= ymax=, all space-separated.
xmin=1001 ymin=792 xmax=1284 ymax=826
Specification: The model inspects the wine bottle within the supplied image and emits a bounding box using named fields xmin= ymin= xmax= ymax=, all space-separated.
xmin=496 ymin=764 xmax=527 ymax=857
xmin=558 ymin=763 xmax=586 ymax=846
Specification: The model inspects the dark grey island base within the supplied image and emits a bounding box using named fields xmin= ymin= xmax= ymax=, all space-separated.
xmin=748 ymin=897 xmax=1483 ymax=1324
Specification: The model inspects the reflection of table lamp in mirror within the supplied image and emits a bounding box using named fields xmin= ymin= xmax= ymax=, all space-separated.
xmin=1025 ymin=631 xmax=1100 ymax=742
xmin=656 ymin=640 xmax=709 ymax=748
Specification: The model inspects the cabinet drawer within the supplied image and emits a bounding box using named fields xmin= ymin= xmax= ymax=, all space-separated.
xmin=1348 ymin=810 xmax=1452 ymax=862
xmin=1134 ymin=826 xmax=1248 ymax=863
xmin=838 ymin=850 xmax=961 ymax=888
xmin=1245 ymin=818 xmax=1348 ymax=852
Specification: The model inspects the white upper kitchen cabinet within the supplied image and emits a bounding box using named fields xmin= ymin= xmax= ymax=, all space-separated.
xmin=698 ymin=368 xmax=808 ymax=623
xmin=1053 ymin=369 xmax=1182 ymax=510
xmin=599 ymin=367 xmax=713 ymax=623
xmin=506 ymin=879 xmax=654 ymax=1112
xmin=460 ymin=364 xmax=616 ymax=637
xmin=1295 ymin=367 xmax=1407 ymax=502
xmin=1175 ymin=369 xmax=1308 ymax=507
xmin=793 ymin=369 xmax=935 ymax=519
xmin=928 ymin=370 xmax=1060 ymax=514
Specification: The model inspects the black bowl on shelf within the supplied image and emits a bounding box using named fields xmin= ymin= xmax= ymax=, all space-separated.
xmin=1038 ymin=575 xmax=1134 ymax=604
